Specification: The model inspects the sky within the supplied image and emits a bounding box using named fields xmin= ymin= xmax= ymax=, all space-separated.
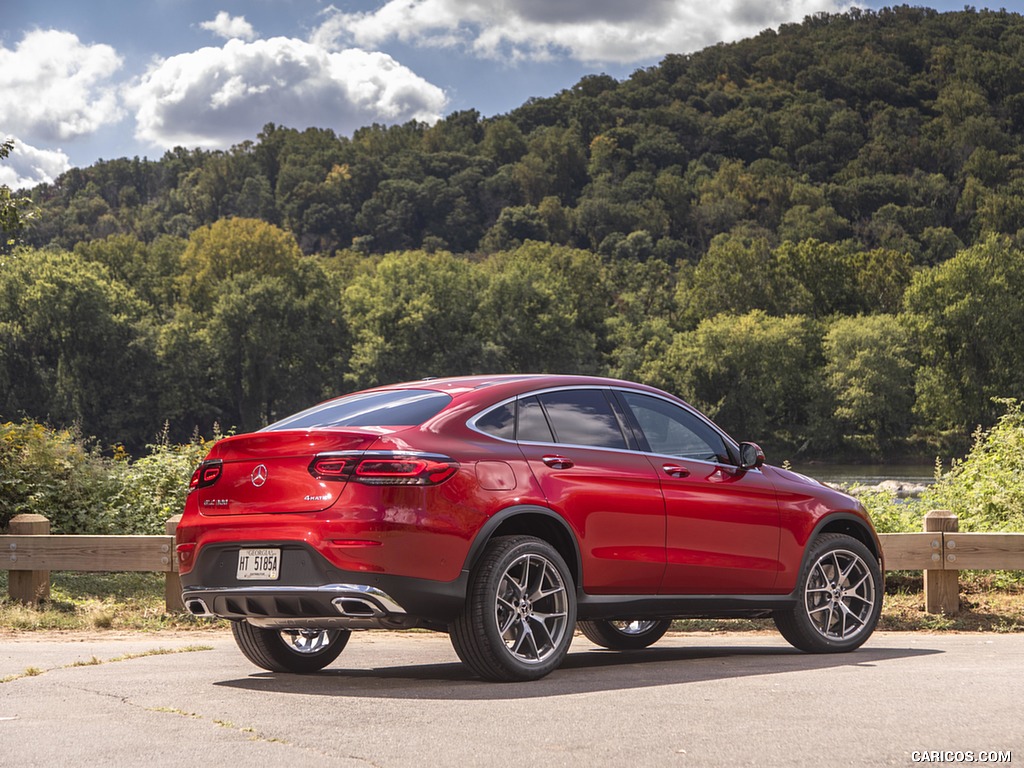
xmin=0 ymin=0 xmax=1004 ymax=188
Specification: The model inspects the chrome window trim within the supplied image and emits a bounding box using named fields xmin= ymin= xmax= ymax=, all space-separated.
xmin=466 ymin=384 xmax=746 ymax=472
xmin=614 ymin=388 xmax=736 ymax=462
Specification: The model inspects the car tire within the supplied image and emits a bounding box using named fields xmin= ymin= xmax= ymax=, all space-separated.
xmin=773 ymin=533 xmax=883 ymax=653
xmin=231 ymin=621 xmax=350 ymax=673
xmin=578 ymin=619 xmax=673 ymax=650
xmin=450 ymin=535 xmax=576 ymax=682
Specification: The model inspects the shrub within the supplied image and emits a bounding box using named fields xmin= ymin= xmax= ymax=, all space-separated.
xmin=0 ymin=421 xmax=120 ymax=533
xmin=922 ymin=399 xmax=1024 ymax=532
xmin=108 ymin=425 xmax=217 ymax=535
xmin=857 ymin=487 xmax=924 ymax=534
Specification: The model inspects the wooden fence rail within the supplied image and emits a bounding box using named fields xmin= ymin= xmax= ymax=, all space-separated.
xmin=1 ymin=514 xmax=183 ymax=612
xmin=877 ymin=509 xmax=1024 ymax=615
xmin=2 ymin=510 xmax=1023 ymax=616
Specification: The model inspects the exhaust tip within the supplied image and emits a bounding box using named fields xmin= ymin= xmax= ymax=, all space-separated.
xmin=333 ymin=597 xmax=385 ymax=617
xmin=185 ymin=598 xmax=213 ymax=616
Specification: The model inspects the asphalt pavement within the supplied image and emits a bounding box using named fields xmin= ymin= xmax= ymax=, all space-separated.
xmin=1 ymin=629 xmax=1021 ymax=767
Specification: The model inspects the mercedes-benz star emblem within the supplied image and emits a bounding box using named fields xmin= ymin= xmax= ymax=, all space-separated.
xmin=251 ymin=464 xmax=268 ymax=487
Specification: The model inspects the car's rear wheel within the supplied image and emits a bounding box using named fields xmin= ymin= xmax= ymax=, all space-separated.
xmin=578 ymin=619 xmax=673 ymax=650
xmin=773 ymin=533 xmax=882 ymax=653
xmin=450 ymin=535 xmax=576 ymax=682
xmin=231 ymin=621 xmax=350 ymax=673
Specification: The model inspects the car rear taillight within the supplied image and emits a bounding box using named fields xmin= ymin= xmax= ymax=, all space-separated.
xmin=309 ymin=457 xmax=349 ymax=478
xmin=355 ymin=457 xmax=458 ymax=485
xmin=188 ymin=460 xmax=223 ymax=493
xmin=308 ymin=452 xmax=458 ymax=486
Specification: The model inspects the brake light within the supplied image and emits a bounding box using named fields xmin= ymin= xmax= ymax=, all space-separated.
xmin=355 ymin=458 xmax=458 ymax=485
xmin=308 ymin=453 xmax=458 ymax=486
xmin=310 ymin=457 xmax=351 ymax=478
xmin=190 ymin=460 xmax=223 ymax=491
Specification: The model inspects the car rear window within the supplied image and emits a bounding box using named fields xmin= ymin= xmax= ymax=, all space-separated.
xmin=262 ymin=390 xmax=452 ymax=431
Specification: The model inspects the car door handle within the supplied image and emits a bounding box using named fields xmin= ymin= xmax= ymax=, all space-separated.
xmin=662 ymin=464 xmax=690 ymax=478
xmin=542 ymin=455 xmax=574 ymax=469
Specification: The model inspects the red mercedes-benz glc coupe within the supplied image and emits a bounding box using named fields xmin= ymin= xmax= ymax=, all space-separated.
xmin=177 ymin=375 xmax=883 ymax=681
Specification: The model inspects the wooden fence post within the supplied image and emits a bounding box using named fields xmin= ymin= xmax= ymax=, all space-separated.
xmin=924 ymin=510 xmax=959 ymax=615
xmin=8 ymin=514 xmax=51 ymax=605
xmin=164 ymin=515 xmax=184 ymax=613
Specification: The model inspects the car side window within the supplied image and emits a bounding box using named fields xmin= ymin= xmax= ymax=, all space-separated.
xmin=516 ymin=396 xmax=555 ymax=443
xmin=475 ymin=402 xmax=515 ymax=439
xmin=620 ymin=392 xmax=729 ymax=463
xmin=536 ymin=390 xmax=627 ymax=450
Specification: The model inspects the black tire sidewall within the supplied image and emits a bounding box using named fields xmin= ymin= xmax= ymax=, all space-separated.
xmin=466 ymin=536 xmax=577 ymax=681
xmin=578 ymin=619 xmax=672 ymax=650
xmin=232 ymin=621 xmax=350 ymax=673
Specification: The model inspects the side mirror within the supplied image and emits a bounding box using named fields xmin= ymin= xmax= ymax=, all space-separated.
xmin=739 ymin=442 xmax=765 ymax=470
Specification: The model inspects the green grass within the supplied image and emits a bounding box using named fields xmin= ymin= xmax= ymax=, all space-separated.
xmin=0 ymin=570 xmax=223 ymax=632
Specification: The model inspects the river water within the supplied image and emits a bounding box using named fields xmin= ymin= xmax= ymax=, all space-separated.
xmin=789 ymin=463 xmax=937 ymax=487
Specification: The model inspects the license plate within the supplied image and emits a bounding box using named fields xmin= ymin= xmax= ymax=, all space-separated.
xmin=236 ymin=548 xmax=280 ymax=580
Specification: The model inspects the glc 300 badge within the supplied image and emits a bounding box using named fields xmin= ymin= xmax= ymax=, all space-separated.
xmin=251 ymin=464 xmax=268 ymax=487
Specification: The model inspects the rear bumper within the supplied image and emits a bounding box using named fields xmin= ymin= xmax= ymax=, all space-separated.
xmin=180 ymin=541 xmax=468 ymax=627
xmin=182 ymin=583 xmax=422 ymax=629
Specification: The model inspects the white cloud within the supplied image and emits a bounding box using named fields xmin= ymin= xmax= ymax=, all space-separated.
xmin=313 ymin=0 xmax=849 ymax=64
xmin=0 ymin=138 xmax=71 ymax=189
xmin=0 ymin=30 xmax=124 ymax=142
xmin=123 ymin=37 xmax=447 ymax=150
xmin=200 ymin=12 xmax=257 ymax=41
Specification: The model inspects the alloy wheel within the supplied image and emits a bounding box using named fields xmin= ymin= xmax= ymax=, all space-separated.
xmin=279 ymin=629 xmax=338 ymax=655
xmin=803 ymin=548 xmax=877 ymax=642
xmin=494 ymin=552 xmax=570 ymax=665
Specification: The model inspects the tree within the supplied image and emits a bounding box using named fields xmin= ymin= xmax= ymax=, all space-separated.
xmin=641 ymin=310 xmax=820 ymax=447
xmin=479 ymin=206 xmax=547 ymax=252
xmin=342 ymin=251 xmax=486 ymax=388
xmin=772 ymin=239 xmax=860 ymax=317
xmin=476 ymin=242 xmax=611 ymax=374
xmin=677 ymin=230 xmax=789 ymax=322
xmin=177 ymin=218 xmax=304 ymax=309
xmin=74 ymin=234 xmax=186 ymax=316
xmin=606 ymin=258 xmax=678 ymax=380
xmin=0 ymin=248 xmax=157 ymax=449
xmin=202 ymin=266 xmax=345 ymax=431
xmin=904 ymin=235 xmax=1024 ymax=435
xmin=824 ymin=314 xmax=917 ymax=453
xmin=1 ymin=140 xmax=35 ymax=245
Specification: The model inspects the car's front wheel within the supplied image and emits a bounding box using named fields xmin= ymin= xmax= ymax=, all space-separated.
xmin=773 ymin=533 xmax=883 ymax=653
xmin=231 ymin=622 xmax=350 ymax=672
xmin=578 ymin=619 xmax=673 ymax=650
xmin=450 ymin=535 xmax=576 ymax=682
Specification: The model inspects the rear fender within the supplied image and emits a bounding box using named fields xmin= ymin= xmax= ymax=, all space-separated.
xmin=461 ymin=505 xmax=583 ymax=587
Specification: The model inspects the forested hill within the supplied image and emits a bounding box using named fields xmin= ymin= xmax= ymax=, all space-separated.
xmin=22 ymin=6 xmax=1024 ymax=260
xmin=4 ymin=6 xmax=1024 ymax=459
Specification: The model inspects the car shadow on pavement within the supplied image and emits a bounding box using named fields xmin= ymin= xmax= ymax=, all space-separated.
xmin=214 ymin=642 xmax=942 ymax=701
